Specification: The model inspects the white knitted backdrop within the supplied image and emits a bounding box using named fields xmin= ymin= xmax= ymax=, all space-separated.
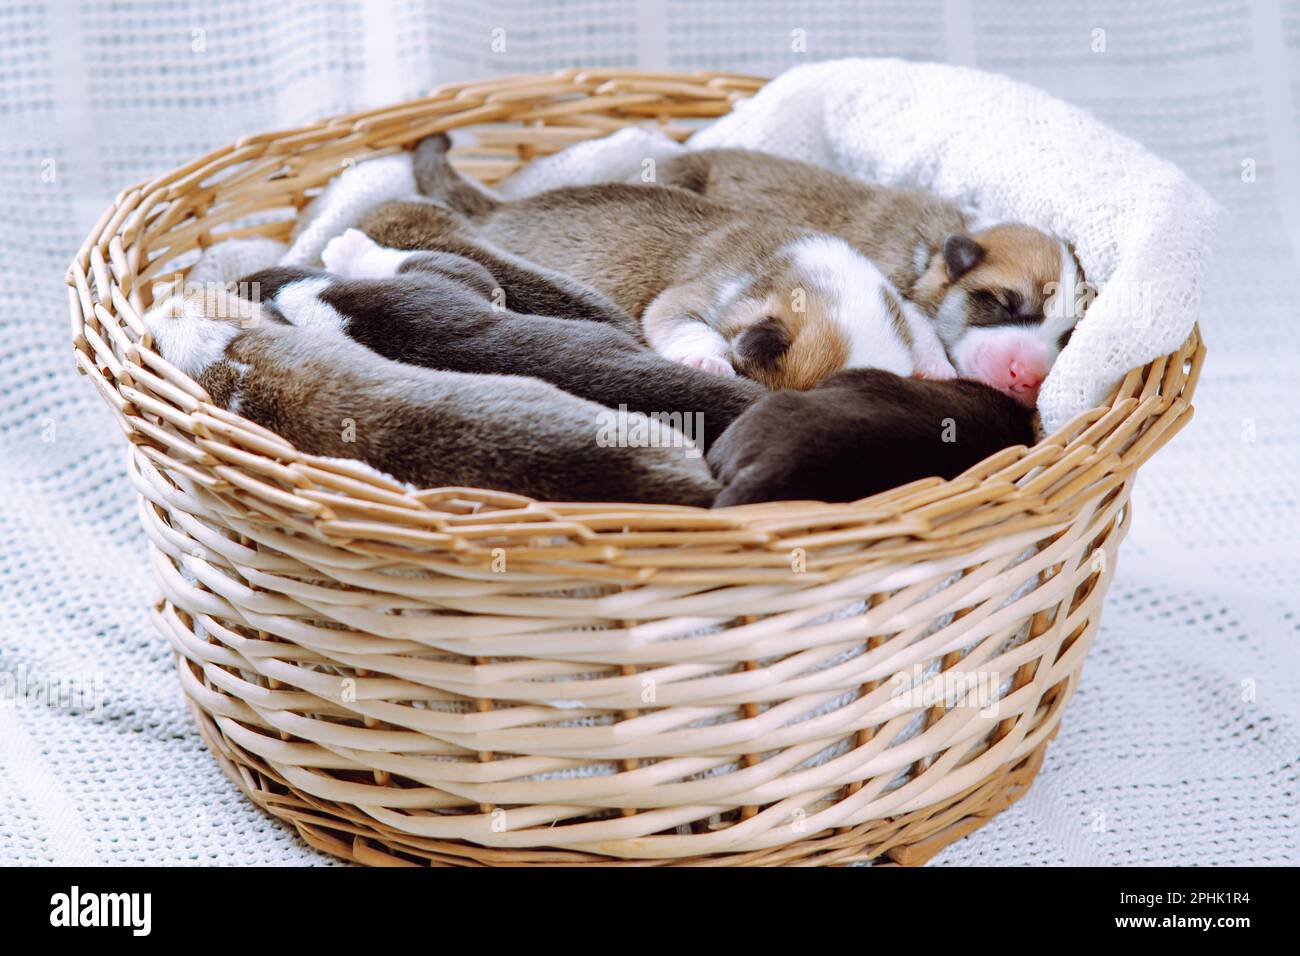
xmin=2 ymin=0 xmax=1297 ymax=865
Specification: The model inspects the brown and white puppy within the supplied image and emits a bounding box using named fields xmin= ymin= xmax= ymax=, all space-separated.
xmin=242 ymin=228 xmax=767 ymax=451
xmin=707 ymin=369 xmax=1036 ymax=506
xmin=140 ymin=284 xmax=719 ymax=505
xmin=359 ymin=135 xmax=953 ymax=390
xmin=656 ymin=149 xmax=1085 ymax=405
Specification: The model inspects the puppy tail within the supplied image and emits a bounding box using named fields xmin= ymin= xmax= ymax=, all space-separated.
xmin=732 ymin=317 xmax=789 ymax=370
xmin=734 ymin=314 xmax=848 ymax=391
xmin=412 ymin=133 xmax=499 ymax=218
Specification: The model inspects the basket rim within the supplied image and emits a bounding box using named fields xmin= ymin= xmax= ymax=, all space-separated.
xmin=66 ymin=67 xmax=1206 ymax=568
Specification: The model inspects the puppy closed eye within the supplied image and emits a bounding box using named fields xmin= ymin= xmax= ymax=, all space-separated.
xmin=979 ymin=289 xmax=1044 ymax=324
xmin=995 ymin=290 xmax=1023 ymax=314
xmin=977 ymin=290 xmax=1016 ymax=316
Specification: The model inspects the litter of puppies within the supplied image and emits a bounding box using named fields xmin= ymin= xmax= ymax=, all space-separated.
xmin=143 ymin=134 xmax=1085 ymax=506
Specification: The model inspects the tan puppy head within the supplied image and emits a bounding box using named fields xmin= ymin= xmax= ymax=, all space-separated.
xmin=914 ymin=223 xmax=1084 ymax=405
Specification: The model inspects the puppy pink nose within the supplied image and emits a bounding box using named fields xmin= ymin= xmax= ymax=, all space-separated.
xmin=965 ymin=340 xmax=1050 ymax=405
xmin=1006 ymin=359 xmax=1044 ymax=393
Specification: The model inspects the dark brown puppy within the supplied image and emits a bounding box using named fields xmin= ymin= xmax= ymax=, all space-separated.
xmin=708 ymin=370 xmax=1035 ymax=506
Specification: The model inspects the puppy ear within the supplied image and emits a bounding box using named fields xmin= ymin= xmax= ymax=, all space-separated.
xmin=942 ymin=234 xmax=985 ymax=281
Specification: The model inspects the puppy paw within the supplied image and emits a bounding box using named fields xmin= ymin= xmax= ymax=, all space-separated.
xmin=677 ymin=354 xmax=736 ymax=377
xmin=914 ymin=357 xmax=958 ymax=381
xmin=142 ymin=285 xmax=254 ymax=378
xmin=321 ymin=228 xmax=411 ymax=279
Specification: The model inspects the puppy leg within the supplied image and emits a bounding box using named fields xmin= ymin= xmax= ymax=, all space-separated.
xmin=360 ymin=199 xmax=467 ymax=252
xmin=643 ymin=282 xmax=736 ymax=377
xmin=321 ymin=227 xmax=496 ymax=295
xmin=440 ymin=234 xmax=636 ymax=328
xmin=142 ymin=283 xmax=267 ymax=380
xmin=898 ymin=297 xmax=957 ymax=380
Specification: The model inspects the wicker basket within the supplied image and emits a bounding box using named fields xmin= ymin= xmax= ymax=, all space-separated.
xmin=68 ymin=68 xmax=1204 ymax=866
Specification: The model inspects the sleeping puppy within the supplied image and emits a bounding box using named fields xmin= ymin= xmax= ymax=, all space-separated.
xmin=333 ymin=219 xmax=641 ymax=336
xmin=140 ymin=284 xmax=719 ymax=505
xmin=707 ymin=370 xmax=1035 ymax=506
xmin=241 ymin=228 xmax=767 ymax=451
xmin=656 ymin=149 xmax=1085 ymax=405
xmin=359 ymin=135 xmax=954 ymax=389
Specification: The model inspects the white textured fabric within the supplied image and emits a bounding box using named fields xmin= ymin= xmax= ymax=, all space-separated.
xmin=186 ymin=237 xmax=287 ymax=288
xmin=284 ymin=154 xmax=416 ymax=267
xmin=2 ymin=0 xmax=1297 ymax=867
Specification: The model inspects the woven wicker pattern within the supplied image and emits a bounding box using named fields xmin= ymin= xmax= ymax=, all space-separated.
xmin=67 ymin=69 xmax=1205 ymax=866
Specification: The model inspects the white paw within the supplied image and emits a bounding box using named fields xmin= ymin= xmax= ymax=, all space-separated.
xmin=321 ymin=228 xmax=411 ymax=279
xmin=320 ymin=228 xmax=373 ymax=276
xmin=677 ymin=354 xmax=736 ymax=377
xmin=914 ymin=356 xmax=958 ymax=381
xmin=142 ymin=287 xmax=247 ymax=378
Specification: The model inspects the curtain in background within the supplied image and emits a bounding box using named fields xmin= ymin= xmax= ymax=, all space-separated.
xmin=1 ymin=0 xmax=1297 ymax=865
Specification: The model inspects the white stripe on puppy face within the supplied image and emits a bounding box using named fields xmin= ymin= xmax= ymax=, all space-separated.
xmin=711 ymin=272 xmax=751 ymax=319
xmin=322 ymin=227 xmax=417 ymax=279
xmin=912 ymin=240 xmax=931 ymax=278
xmin=272 ymin=277 xmax=347 ymax=331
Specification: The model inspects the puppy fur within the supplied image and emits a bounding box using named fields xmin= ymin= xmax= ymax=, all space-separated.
xmin=142 ymin=285 xmax=720 ymax=505
xmin=656 ymin=149 xmax=1083 ymax=398
xmin=707 ymin=369 xmax=1035 ymax=506
xmin=359 ymin=135 xmax=939 ymax=390
xmin=336 ymin=202 xmax=640 ymax=337
xmin=245 ymin=230 xmax=768 ymax=450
